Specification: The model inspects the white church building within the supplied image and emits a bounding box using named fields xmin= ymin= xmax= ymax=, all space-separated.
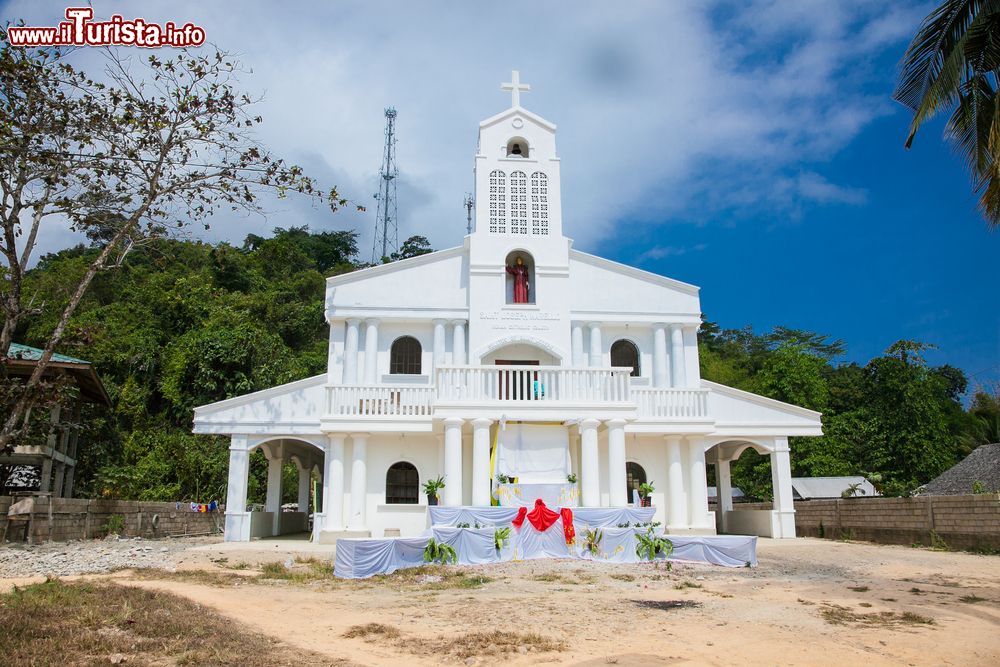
xmin=193 ymin=72 xmax=822 ymax=545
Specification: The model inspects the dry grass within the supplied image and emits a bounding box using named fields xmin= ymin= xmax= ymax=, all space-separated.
xmin=0 ymin=578 xmax=346 ymax=666
xmin=819 ymin=604 xmax=935 ymax=628
xmin=674 ymin=580 xmax=703 ymax=589
xmin=343 ymin=623 xmax=401 ymax=639
xmin=848 ymin=585 xmax=870 ymax=592
xmin=609 ymin=573 xmax=635 ymax=582
xmin=132 ymin=561 xmax=492 ymax=592
xmin=340 ymin=621 xmax=564 ymax=659
xmin=959 ymin=594 xmax=987 ymax=604
xmin=425 ymin=630 xmax=566 ymax=659
xmin=369 ymin=565 xmax=493 ymax=590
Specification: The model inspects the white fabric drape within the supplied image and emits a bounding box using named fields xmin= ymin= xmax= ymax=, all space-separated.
xmin=333 ymin=508 xmax=757 ymax=578
xmin=427 ymin=506 xmax=520 ymax=526
xmin=495 ymin=423 xmax=570 ymax=482
xmin=572 ymin=507 xmax=656 ymax=527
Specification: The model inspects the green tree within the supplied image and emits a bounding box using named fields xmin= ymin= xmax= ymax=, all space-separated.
xmin=391 ymin=235 xmax=434 ymax=261
xmin=0 ymin=34 xmax=346 ymax=453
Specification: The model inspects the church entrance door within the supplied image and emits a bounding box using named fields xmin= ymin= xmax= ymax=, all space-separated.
xmin=495 ymin=360 xmax=539 ymax=400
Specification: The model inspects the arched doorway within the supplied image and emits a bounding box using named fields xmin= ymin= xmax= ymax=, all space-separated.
xmin=626 ymin=461 xmax=647 ymax=505
xmin=242 ymin=437 xmax=326 ymax=541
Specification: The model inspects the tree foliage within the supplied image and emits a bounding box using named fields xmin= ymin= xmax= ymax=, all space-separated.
xmin=11 ymin=227 xmax=360 ymax=502
xmin=0 ymin=34 xmax=353 ymax=453
xmin=700 ymin=320 xmax=981 ymax=499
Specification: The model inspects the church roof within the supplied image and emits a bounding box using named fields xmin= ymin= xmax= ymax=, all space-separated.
xmin=569 ymin=249 xmax=700 ymax=295
xmin=479 ymin=106 xmax=556 ymax=132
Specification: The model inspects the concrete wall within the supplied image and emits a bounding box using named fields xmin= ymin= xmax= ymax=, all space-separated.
xmin=735 ymin=495 xmax=1000 ymax=550
xmin=1 ymin=496 xmax=223 ymax=544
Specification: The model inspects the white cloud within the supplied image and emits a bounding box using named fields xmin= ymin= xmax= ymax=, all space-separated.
xmin=4 ymin=1 xmax=920 ymax=261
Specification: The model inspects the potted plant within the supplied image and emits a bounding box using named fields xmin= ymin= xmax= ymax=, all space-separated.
xmin=423 ymin=476 xmax=445 ymax=505
xmin=638 ymin=481 xmax=655 ymax=507
xmin=566 ymin=473 xmax=577 ymax=484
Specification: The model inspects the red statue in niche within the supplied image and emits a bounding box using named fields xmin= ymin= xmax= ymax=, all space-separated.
xmin=506 ymin=256 xmax=531 ymax=303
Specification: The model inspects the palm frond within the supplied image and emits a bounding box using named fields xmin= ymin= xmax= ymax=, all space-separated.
xmin=894 ymin=0 xmax=1000 ymax=145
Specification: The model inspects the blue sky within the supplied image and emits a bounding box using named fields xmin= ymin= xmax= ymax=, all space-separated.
xmin=4 ymin=1 xmax=998 ymax=393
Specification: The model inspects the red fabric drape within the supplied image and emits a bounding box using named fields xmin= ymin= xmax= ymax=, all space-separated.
xmin=525 ymin=499 xmax=559 ymax=531
xmin=560 ymin=508 xmax=575 ymax=545
xmin=513 ymin=501 xmax=575 ymax=544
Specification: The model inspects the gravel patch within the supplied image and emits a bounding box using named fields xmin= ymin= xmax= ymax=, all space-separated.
xmin=0 ymin=536 xmax=190 ymax=578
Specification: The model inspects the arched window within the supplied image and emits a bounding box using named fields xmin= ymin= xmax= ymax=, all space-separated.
xmin=506 ymin=136 xmax=529 ymax=157
xmin=509 ymin=171 xmax=528 ymax=234
xmin=611 ymin=339 xmax=640 ymax=377
xmin=386 ymin=462 xmax=418 ymax=504
xmin=626 ymin=462 xmax=647 ymax=503
xmin=530 ymin=172 xmax=548 ymax=236
xmin=489 ymin=170 xmax=506 ymax=234
xmin=390 ymin=336 xmax=422 ymax=375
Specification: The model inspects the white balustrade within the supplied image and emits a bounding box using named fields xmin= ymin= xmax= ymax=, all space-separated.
xmin=435 ymin=365 xmax=632 ymax=404
xmin=325 ymin=370 xmax=710 ymax=421
xmin=327 ymin=385 xmax=435 ymax=417
xmin=633 ymin=387 xmax=709 ymax=419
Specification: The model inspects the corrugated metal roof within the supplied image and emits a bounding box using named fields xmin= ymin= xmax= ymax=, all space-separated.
xmin=6 ymin=343 xmax=91 ymax=365
xmin=707 ymin=486 xmax=744 ymax=498
xmin=791 ymin=476 xmax=878 ymax=499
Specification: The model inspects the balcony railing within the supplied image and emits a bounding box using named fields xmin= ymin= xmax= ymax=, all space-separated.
xmin=324 ymin=369 xmax=710 ymax=421
xmin=435 ymin=365 xmax=633 ymax=404
xmin=633 ymin=387 xmax=709 ymax=419
xmin=327 ymin=385 xmax=435 ymax=418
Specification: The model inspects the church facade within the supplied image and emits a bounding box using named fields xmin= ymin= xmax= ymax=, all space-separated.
xmin=193 ymin=72 xmax=822 ymax=543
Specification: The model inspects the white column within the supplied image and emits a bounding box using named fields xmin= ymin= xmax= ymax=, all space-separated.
xmin=652 ymin=324 xmax=668 ymax=388
xmin=224 ymin=435 xmax=251 ymax=542
xmin=770 ymin=437 xmax=796 ymax=539
xmin=432 ymin=319 xmax=447 ymax=371
xmin=443 ymin=418 xmax=464 ymax=505
xmin=348 ymin=433 xmax=368 ymax=531
xmin=326 ymin=320 xmax=338 ymax=380
xmin=580 ymin=419 xmax=600 ymax=506
xmin=297 ymin=464 xmax=310 ymax=515
xmin=572 ymin=324 xmax=585 ymax=366
xmin=343 ymin=318 xmax=361 ymax=384
xmin=471 ymin=418 xmax=492 ymax=506
xmin=363 ymin=319 xmax=379 ymax=385
xmin=666 ymin=435 xmax=687 ymax=530
xmin=716 ymin=450 xmax=733 ymax=534
xmin=669 ymin=325 xmax=686 ymax=387
xmin=687 ymin=437 xmax=711 ymax=530
xmin=265 ymin=449 xmax=284 ymax=536
xmin=606 ymin=419 xmax=628 ymax=506
xmin=452 ymin=320 xmax=467 ymax=366
xmin=683 ymin=325 xmax=701 ymax=384
xmin=323 ymin=434 xmax=345 ymax=531
xmin=588 ymin=323 xmax=603 ymax=367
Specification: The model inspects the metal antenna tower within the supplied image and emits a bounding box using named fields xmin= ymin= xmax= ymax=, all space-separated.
xmin=372 ymin=107 xmax=399 ymax=263
xmin=463 ymin=193 xmax=474 ymax=234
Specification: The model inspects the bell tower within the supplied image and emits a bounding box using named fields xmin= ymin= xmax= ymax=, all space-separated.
xmin=471 ymin=70 xmax=567 ymax=246
xmin=466 ymin=71 xmax=573 ymax=367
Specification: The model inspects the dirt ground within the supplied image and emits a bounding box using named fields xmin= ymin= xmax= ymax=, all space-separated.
xmin=3 ymin=537 xmax=999 ymax=666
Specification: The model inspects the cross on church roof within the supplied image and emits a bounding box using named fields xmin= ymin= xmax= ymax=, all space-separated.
xmin=501 ymin=70 xmax=530 ymax=108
